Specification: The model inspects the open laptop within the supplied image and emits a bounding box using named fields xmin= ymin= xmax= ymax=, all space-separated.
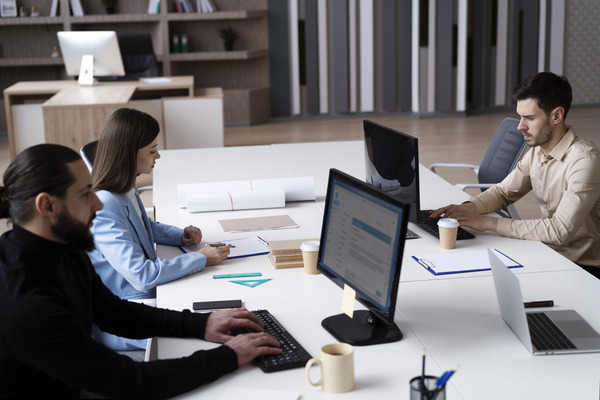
xmin=363 ymin=119 xmax=474 ymax=240
xmin=488 ymin=248 xmax=600 ymax=355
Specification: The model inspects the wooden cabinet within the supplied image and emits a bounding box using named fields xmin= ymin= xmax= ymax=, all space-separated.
xmin=0 ymin=0 xmax=268 ymax=131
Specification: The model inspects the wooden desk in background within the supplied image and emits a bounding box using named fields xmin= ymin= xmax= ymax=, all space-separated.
xmin=3 ymin=77 xmax=195 ymax=159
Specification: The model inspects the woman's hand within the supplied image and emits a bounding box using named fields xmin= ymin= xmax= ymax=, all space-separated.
xmin=182 ymin=225 xmax=202 ymax=245
xmin=199 ymin=244 xmax=231 ymax=266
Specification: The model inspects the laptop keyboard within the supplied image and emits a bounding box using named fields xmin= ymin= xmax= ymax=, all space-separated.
xmin=418 ymin=210 xmax=475 ymax=240
xmin=238 ymin=309 xmax=312 ymax=373
xmin=527 ymin=312 xmax=576 ymax=351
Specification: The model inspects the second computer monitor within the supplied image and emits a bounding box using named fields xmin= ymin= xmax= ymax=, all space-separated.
xmin=363 ymin=119 xmax=420 ymax=225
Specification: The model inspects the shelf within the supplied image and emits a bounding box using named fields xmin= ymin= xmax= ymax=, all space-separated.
xmin=0 ymin=57 xmax=64 ymax=67
xmin=0 ymin=1 xmax=270 ymax=130
xmin=167 ymin=10 xmax=267 ymax=21
xmin=69 ymin=14 xmax=162 ymax=23
xmin=0 ymin=16 xmax=64 ymax=26
xmin=169 ymin=49 xmax=268 ymax=61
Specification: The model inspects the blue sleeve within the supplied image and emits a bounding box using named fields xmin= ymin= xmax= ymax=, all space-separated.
xmin=91 ymin=193 xmax=207 ymax=293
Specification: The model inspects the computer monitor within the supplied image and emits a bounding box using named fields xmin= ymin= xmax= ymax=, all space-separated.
xmin=364 ymin=119 xmax=420 ymax=225
xmin=57 ymin=31 xmax=125 ymax=85
xmin=317 ymin=168 xmax=409 ymax=346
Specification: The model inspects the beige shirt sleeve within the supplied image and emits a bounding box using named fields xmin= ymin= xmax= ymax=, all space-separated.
xmin=469 ymin=130 xmax=600 ymax=247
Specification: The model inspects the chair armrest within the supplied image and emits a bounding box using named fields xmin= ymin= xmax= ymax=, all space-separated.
xmin=429 ymin=163 xmax=479 ymax=174
xmin=455 ymin=183 xmax=493 ymax=191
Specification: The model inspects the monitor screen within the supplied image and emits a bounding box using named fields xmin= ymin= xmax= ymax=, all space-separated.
xmin=317 ymin=168 xmax=409 ymax=346
xmin=57 ymin=31 xmax=125 ymax=85
xmin=363 ymin=119 xmax=420 ymax=225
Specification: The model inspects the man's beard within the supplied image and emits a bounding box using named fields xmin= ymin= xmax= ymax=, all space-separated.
xmin=51 ymin=208 xmax=96 ymax=251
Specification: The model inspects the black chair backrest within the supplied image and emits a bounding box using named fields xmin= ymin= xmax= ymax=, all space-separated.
xmin=81 ymin=140 xmax=99 ymax=169
xmin=117 ymin=33 xmax=159 ymax=79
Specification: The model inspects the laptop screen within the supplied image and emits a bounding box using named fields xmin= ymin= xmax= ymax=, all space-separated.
xmin=363 ymin=119 xmax=420 ymax=224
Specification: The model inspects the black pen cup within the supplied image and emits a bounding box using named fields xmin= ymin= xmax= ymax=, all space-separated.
xmin=409 ymin=375 xmax=446 ymax=400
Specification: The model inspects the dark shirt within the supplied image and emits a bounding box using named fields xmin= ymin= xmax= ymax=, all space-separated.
xmin=0 ymin=225 xmax=238 ymax=398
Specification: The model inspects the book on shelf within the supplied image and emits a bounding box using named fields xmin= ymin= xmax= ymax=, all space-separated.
xmin=197 ymin=0 xmax=216 ymax=13
xmin=50 ymin=0 xmax=59 ymax=16
xmin=147 ymin=0 xmax=160 ymax=14
xmin=69 ymin=0 xmax=84 ymax=16
xmin=181 ymin=0 xmax=194 ymax=13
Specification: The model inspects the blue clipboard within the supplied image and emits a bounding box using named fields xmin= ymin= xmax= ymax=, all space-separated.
xmin=412 ymin=248 xmax=523 ymax=275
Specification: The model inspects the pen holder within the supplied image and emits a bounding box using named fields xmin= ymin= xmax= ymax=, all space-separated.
xmin=410 ymin=375 xmax=445 ymax=400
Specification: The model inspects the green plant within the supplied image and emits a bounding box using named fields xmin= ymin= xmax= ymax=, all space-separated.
xmin=218 ymin=27 xmax=239 ymax=43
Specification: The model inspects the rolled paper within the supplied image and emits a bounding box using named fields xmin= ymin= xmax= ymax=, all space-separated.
xmin=186 ymin=189 xmax=285 ymax=213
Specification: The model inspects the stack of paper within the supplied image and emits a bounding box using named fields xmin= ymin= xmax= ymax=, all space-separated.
xmin=267 ymin=238 xmax=318 ymax=269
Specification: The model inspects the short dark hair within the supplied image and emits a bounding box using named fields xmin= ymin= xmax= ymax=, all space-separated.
xmin=92 ymin=108 xmax=159 ymax=193
xmin=512 ymin=72 xmax=573 ymax=119
xmin=0 ymin=144 xmax=81 ymax=224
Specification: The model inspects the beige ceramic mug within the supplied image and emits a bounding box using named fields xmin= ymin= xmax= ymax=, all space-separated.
xmin=305 ymin=343 xmax=355 ymax=393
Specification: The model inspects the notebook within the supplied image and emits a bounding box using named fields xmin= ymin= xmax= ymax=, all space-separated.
xmin=488 ymin=248 xmax=600 ymax=355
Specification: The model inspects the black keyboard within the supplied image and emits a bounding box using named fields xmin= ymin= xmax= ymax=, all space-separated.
xmin=527 ymin=312 xmax=576 ymax=351
xmin=418 ymin=210 xmax=475 ymax=240
xmin=247 ymin=309 xmax=312 ymax=373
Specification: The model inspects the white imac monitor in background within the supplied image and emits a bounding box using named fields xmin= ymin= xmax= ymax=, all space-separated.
xmin=57 ymin=31 xmax=125 ymax=85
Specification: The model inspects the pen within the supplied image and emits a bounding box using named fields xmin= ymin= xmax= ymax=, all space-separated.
xmin=435 ymin=369 xmax=455 ymax=388
xmin=213 ymin=272 xmax=262 ymax=279
xmin=209 ymin=243 xmax=236 ymax=248
xmin=524 ymin=300 xmax=554 ymax=308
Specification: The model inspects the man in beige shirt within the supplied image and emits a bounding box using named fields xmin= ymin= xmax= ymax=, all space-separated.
xmin=432 ymin=72 xmax=600 ymax=276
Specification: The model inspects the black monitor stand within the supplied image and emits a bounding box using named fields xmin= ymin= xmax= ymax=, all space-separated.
xmin=321 ymin=310 xmax=403 ymax=346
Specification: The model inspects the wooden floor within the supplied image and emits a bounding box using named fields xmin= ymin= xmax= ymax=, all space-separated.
xmin=1 ymin=105 xmax=599 ymax=230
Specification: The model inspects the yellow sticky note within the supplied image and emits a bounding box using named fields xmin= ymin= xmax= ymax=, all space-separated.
xmin=341 ymin=284 xmax=356 ymax=318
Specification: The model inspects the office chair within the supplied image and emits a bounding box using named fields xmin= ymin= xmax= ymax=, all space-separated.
xmin=429 ymin=117 xmax=526 ymax=219
xmin=80 ymin=140 xmax=153 ymax=213
xmin=116 ymin=33 xmax=159 ymax=80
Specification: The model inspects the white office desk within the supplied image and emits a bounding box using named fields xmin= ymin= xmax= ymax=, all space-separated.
xmin=154 ymin=142 xmax=579 ymax=282
xmin=157 ymin=252 xmax=460 ymax=399
xmin=396 ymin=270 xmax=600 ymax=399
xmin=153 ymin=141 xmax=597 ymax=399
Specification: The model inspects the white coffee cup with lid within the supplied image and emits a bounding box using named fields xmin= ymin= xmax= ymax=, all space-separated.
xmin=300 ymin=241 xmax=320 ymax=274
xmin=437 ymin=218 xmax=459 ymax=249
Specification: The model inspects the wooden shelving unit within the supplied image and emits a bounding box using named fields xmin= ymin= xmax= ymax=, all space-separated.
xmin=0 ymin=0 xmax=269 ymax=130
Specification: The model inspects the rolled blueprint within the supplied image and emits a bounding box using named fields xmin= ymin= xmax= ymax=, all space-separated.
xmin=252 ymin=176 xmax=315 ymax=202
xmin=186 ymin=189 xmax=286 ymax=213
xmin=177 ymin=176 xmax=315 ymax=208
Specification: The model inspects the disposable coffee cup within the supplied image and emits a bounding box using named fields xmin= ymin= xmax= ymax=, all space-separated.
xmin=306 ymin=343 xmax=355 ymax=393
xmin=437 ymin=218 xmax=459 ymax=249
xmin=300 ymin=241 xmax=320 ymax=274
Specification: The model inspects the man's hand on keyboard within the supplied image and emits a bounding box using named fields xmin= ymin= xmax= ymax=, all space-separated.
xmin=204 ymin=308 xmax=264 ymax=343
xmin=225 ymin=332 xmax=282 ymax=367
xmin=430 ymin=202 xmax=498 ymax=232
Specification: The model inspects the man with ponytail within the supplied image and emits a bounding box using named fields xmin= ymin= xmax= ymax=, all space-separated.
xmin=0 ymin=144 xmax=280 ymax=398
